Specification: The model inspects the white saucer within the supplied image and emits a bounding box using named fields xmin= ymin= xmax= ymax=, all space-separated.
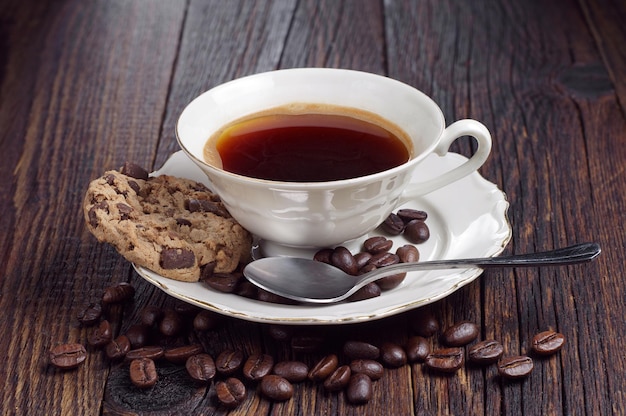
xmin=134 ymin=151 xmax=511 ymax=325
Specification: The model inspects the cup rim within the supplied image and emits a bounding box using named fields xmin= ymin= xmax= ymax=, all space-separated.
xmin=176 ymin=68 xmax=446 ymax=189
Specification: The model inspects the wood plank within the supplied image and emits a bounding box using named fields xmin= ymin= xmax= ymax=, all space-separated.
xmin=278 ymin=0 xmax=386 ymax=73
xmin=385 ymin=0 xmax=625 ymax=415
xmin=579 ymin=0 xmax=626 ymax=115
xmin=0 ymin=0 xmax=185 ymax=414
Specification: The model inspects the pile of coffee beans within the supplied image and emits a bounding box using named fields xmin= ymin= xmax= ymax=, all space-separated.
xmin=307 ymin=208 xmax=431 ymax=301
xmin=49 ymin=280 xmax=565 ymax=408
xmin=199 ymin=209 xmax=430 ymax=304
xmin=50 ymin=208 xmax=566 ymax=408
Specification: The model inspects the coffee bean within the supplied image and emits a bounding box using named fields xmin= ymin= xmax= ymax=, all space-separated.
xmin=193 ymin=310 xmax=221 ymax=332
xmin=186 ymin=353 xmax=216 ymax=382
xmin=497 ymin=355 xmax=534 ymax=379
xmin=49 ymin=343 xmax=87 ymax=370
xmin=380 ymin=342 xmax=407 ymax=368
xmin=77 ymin=302 xmax=102 ymax=326
xmin=331 ymin=246 xmax=358 ymax=275
xmin=125 ymin=324 xmax=151 ymax=349
xmin=234 ymin=280 xmax=258 ymax=299
xmin=256 ymin=288 xmax=299 ymax=305
xmin=125 ymin=346 xmax=164 ymax=362
xmin=397 ymin=208 xmax=428 ymax=223
xmin=363 ymin=236 xmax=393 ymax=254
xmin=272 ymin=361 xmax=309 ymax=383
xmin=410 ymin=309 xmax=439 ymax=337
xmin=159 ymin=247 xmax=195 ymax=270
xmin=354 ymin=252 xmax=373 ymax=270
xmin=203 ymin=272 xmax=243 ymax=293
xmin=346 ymin=373 xmax=373 ymax=405
xmin=368 ymin=252 xmax=399 ymax=268
xmin=323 ymin=365 xmax=351 ymax=392
xmin=102 ymin=282 xmax=135 ymax=304
xmin=216 ymin=349 xmax=245 ymax=376
xmin=164 ymin=344 xmax=204 ymax=364
xmin=243 ymin=353 xmax=274 ymax=381
xmin=405 ymin=336 xmax=430 ymax=363
xmin=105 ymin=335 xmax=131 ymax=360
xmin=260 ymin=375 xmax=294 ymax=401
xmin=129 ymin=358 xmax=158 ymax=388
xmin=347 ymin=282 xmax=381 ymax=302
xmin=381 ymin=213 xmax=405 ymax=235
xmin=468 ymin=340 xmax=504 ymax=365
xmin=88 ymin=319 xmax=112 ymax=347
xmin=357 ymin=264 xmax=377 ymax=275
xmin=531 ymin=330 xmax=565 ymax=356
xmin=139 ymin=306 xmax=163 ymax=327
xmin=343 ymin=341 xmax=380 ymax=360
xmin=425 ymin=347 xmax=464 ymax=373
xmin=313 ymin=248 xmax=333 ymax=264
xmin=404 ymin=220 xmax=430 ymax=244
xmin=159 ymin=309 xmax=183 ymax=337
xmin=396 ymin=244 xmax=419 ymax=263
xmin=441 ymin=321 xmax=479 ymax=346
xmin=215 ymin=377 xmax=246 ymax=408
xmin=308 ymin=354 xmax=339 ymax=381
xmin=376 ymin=273 xmax=406 ymax=290
xmin=349 ymin=359 xmax=384 ymax=380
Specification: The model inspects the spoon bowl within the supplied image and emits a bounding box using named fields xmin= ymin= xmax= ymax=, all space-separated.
xmin=243 ymin=242 xmax=601 ymax=304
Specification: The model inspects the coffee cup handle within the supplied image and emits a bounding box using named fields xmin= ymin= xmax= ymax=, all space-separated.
xmin=399 ymin=119 xmax=492 ymax=202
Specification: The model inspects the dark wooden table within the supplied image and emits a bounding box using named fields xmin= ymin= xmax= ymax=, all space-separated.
xmin=1 ymin=0 xmax=624 ymax=414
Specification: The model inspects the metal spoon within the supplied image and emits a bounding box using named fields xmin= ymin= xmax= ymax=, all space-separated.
xmin=243 ymin=242 xmax=601 ymax=304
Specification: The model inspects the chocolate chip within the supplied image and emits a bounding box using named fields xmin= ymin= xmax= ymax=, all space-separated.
xmin=104 ymin=174 xmax=116 ymax=185
xmin=191 ymin=182 xmax=210 ymax=192
xmin=120 ymin=162 xmax=149 ymax=180
xmin=159 ymin=248 xmax=195 ymax=269
xmin=116 ymin=203 xmax=133 ymax=220
xmin=127 ymin=180 xmax=141 ymax=194
xmin=186 ymin=198 xmax=228 ymax=217
xmin=176 ymin=218 xmax=192 ymax=227
xmin=88 ymin=201 xmax=109 ymax=227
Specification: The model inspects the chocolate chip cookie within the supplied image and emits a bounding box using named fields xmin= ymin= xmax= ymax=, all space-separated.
xmin=83 ymin=162 xmax=252 ymax=282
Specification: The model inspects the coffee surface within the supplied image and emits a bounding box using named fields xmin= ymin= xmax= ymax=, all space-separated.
xmin=207 ymin=109 xmax=410 ymax=182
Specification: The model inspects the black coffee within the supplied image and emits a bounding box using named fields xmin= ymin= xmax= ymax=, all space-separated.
xmin=206 ymin=106 xmax=411 ymax=182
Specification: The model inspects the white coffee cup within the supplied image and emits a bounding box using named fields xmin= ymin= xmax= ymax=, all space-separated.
xmin=176 ymin=68 xmax=491 ymax=252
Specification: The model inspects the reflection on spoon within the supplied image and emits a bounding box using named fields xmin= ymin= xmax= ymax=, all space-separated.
xmin=243 ymin=243 xmax=601 ymax=304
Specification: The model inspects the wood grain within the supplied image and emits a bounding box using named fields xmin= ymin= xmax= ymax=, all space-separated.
xmin=0 ymin=0 xmax=624 ymax=414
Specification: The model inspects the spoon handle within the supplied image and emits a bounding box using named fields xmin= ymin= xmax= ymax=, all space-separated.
xmin=362 ymin=242 xmax=601 ymax=282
